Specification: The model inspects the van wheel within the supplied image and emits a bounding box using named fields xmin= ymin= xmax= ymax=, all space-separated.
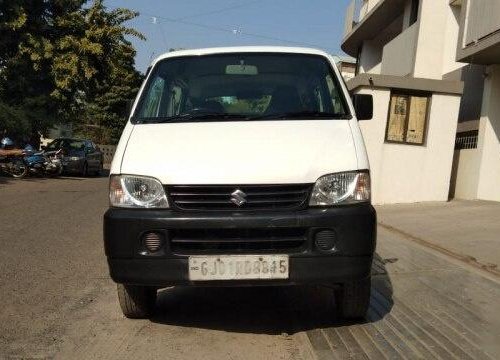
xmin=335 ymin=277 xmax=371 ymax=319
xmin=117 ymin=284 xmax=156 ymax=319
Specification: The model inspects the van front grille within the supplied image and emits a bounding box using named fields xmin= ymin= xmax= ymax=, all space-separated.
xmin=167 ymin=184 xmax=312 ymax=211
xmin=170 ymin=227 xmax=308 ymax=254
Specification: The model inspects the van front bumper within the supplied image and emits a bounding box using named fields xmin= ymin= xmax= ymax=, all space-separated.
xmin=104 ymin=204 xmax=376 ymax=287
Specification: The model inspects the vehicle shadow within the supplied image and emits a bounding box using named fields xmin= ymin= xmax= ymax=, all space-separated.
xmin=61 ymin=168 xmax=110 ymax=178
xmin=150 ymin=253 xmax=393 ymax=335
xmin=0 ymin=169 xmax=109 ymax=184
xmin=0 ymin=174 xmax=11 ymax=185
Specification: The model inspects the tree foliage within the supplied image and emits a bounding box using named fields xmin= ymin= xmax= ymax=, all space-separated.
xmin=0 ymin=0 xmax=144 ymax=144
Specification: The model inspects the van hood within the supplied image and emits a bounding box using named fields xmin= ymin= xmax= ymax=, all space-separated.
xmin=120 ymin=120 xmax=358 ymax=184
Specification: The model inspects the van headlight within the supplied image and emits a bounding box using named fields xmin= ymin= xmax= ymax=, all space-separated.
xmin=109 ymin=175 xmax=169 ymax=208
xmin=309 ymin=171 xmax=370 ymax=206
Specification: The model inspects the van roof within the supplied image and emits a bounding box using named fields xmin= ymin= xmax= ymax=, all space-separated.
xmin=152 ymin=46 xmax=333 ymax=66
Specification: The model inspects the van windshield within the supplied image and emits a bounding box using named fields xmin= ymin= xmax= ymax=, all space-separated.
xmin=132 ymin=53 xmax=350 ymax=123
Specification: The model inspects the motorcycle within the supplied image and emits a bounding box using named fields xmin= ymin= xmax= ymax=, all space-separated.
xmin=0 ymin=154 xmax=28 ymax=178
xmin=24 ymin=145 xmax=63 ymax=177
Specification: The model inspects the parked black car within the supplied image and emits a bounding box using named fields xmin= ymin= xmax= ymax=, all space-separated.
xmin=43 ymin=138 xmax=103 ymax=176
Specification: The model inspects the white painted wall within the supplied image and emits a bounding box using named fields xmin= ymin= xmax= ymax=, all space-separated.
xmin=476 ymin=65 xmax=500 ymax=201
xmin=355 ymin=88 xmax=460 ymax=204
xmin=441 ymin=5 xmax=464 ymax=76
xmin=381 ymin=22 xmax=418 ymax=76
xmin=358 ymin=40 xmax=382 ymax=74
xmin=343 ymin=0 xmax=486 ymax=203
xmin=358 ymin=13 xmax=404 ymax=75
xmin=354 ymin=0 xmax=466 ymax=80
xmin=412 ymin=0 xmax=465 ymax=79
xmin=450 ymin=149 xmax=480 ymax=199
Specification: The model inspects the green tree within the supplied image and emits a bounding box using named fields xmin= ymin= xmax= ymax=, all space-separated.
xmin=0 ymin=0 xmax=144 ymax=144
xmin=69 ymin=1 xmax=145 ymax=143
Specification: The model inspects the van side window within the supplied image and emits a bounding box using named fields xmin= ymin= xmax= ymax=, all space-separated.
xmin=167 ymin=85 xmax=183 ymax=116
xmin=326 ymin=74 xmax=343 ymax=114
xmin=314 ymin=86 xmax=325 ymax=112
xmin=140 ymin=76 xmax=165 ymax=117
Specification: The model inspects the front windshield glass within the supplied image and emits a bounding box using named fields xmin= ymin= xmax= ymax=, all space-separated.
xmin=133 ymin=53 xmax=349 ymax=123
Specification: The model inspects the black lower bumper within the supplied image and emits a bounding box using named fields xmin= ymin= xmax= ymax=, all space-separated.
xmin=108 ymin=256 xmax=372 ymax=286
xmin=104 ymin=204 xmax=376 ymax=287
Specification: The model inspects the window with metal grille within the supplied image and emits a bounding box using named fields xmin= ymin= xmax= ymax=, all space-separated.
xmin=455 ymin=131 xmax=478 ymax=150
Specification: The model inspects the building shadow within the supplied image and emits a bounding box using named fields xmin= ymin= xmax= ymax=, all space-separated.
xmin=150 ymin=253 xmax=393 ymax=335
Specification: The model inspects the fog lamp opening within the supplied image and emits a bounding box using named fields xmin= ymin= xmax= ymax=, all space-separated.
xmin=142 ymin=232 xmax=164 ymax=253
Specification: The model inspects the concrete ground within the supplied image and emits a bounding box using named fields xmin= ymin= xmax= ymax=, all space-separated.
xmin=1 ymin=175 xmax=500 ymax=359
xmin=377 ymin=200 xmax=500 ymax=274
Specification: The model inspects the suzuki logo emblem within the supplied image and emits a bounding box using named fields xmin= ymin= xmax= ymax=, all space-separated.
xmin=230 ymin=189 xmax=247 ymax=206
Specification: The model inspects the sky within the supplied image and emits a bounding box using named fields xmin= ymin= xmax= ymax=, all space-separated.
xmin=105 ymin=0 xmax=352 ymax=73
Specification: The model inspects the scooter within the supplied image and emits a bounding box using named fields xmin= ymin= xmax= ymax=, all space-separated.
xmin=24 ymin=145 xmax=63 ymax=177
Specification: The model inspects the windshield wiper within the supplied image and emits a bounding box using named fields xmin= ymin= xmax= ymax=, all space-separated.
xmin=250 ymin=111 xmax=350 ymax=120
xmin=133 ymin=111 xmax=350 ymax=124
xmin=134 ymin=113 xmax=250 ymax=124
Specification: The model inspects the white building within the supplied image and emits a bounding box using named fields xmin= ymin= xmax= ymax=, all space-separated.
xmin=335 ymin=56 xmax=357 ymax=81
xmin=341 ymin=0 xmax=500 ymax=204
xmin=450 ymin=0 xmax=500 ymax=202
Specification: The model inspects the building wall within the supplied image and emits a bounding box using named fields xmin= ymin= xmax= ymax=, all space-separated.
xmin=358 ymin=15 xmax=404 ymax=75
xmin=340 ymin=62 xmax=356 ymax=81
xmin=358 ymin=40 xmax=383 ymax=74
xmin=355 ymin=87 xmax=460 ymax=204
xmin=449 ymin=149 xmax=480 ymax=199
xmin=441 ymin=5 xmax=462 ymax=76
xmin=443 ymin=64 xmax=485 ymax=125
xmin=401 ymin=0 xmax=412 ymax=29
xmin=381 ymin=22 xmax=418 ymax=76
xmin=476 ymin=65 xmax=500 ymax=201
xmin=344 ymin=0 xmax=473 ymax=204
xmin=413 ymin=0 xmax=454 ymax=79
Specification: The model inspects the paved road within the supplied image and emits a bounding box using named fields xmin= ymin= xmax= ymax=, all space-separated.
xmin=377 ymin=200 xmax=500 ymax=273
xmin=1 ymin=175 xmax=499 ymax=359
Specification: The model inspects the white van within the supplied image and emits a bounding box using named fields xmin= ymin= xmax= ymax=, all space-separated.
xmin=104 ymin=47 xmax=375 ymax=320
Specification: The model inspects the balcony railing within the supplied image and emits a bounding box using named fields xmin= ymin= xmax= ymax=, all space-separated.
xmin=345 ymin=0 xmax=383 ymax=37
xmin=464 ymin=0 xmax=500 ymax=46
xmin=342 ymin=0 xmax=408 ymax=56
xmin=456 ymin=0 xmax=500 ymax=64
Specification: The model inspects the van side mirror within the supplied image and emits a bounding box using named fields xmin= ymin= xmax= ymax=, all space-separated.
xmin=352 ymin=94 xmax=373 ymax=120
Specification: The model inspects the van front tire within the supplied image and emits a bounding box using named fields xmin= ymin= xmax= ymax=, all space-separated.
xmin=335 ymin=277 xmax=371 ymax=319
xmin=117 ymin=284 xmax=156 ymax=319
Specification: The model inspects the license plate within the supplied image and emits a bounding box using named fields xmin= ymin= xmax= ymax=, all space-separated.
xmin=188 ymin=255 xmax=289 ymax=281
